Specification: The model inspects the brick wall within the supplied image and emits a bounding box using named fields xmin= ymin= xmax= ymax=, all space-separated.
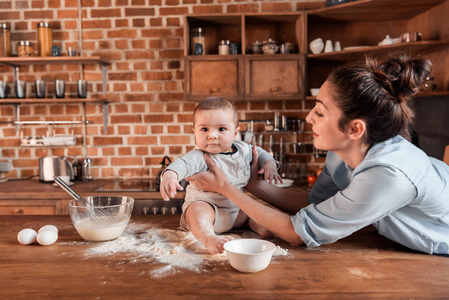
xmin=0 ymin=0 xmax=325 ymax=180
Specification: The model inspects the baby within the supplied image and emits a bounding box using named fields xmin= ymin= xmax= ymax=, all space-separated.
xmin=160 ymin=97 xmax=281 ymax=254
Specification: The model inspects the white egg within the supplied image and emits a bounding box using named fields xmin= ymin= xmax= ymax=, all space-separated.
xmin=17 ymin=228 xmax=37 ymax=245
xmin=38 ymin=224 xmax=58 ymax=234
xmin=37 ymin=229 xmax=58 ymax=246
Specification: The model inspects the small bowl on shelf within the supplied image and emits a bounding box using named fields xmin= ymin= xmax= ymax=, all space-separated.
xmin=224 ymin=239 xmax=277 ymax=273
xmin=310 ymin=88 xmax=320 ymax=97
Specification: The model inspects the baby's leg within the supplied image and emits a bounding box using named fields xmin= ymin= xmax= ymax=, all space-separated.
xmin=249 ymin=218 xmax=274 ymax=239
xmin=185 ymin=201 xmax=233 ymax=254
xmin=232 ymin=209 xmax=249 ymax=228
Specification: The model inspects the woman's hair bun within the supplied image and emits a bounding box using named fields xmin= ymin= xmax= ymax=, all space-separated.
xmin=378 ymin=52 xmax=433 ymax=103
xmin=327 ymin=51 xmax=433 ymax=145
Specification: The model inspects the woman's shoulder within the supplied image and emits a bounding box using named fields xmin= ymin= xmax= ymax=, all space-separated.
xmin=366 ymin=136 xmax=427 ymax=164
xmin=359 ymin=136 xmax=449 ymax=182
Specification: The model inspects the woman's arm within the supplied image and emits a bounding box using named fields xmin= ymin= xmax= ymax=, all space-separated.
xmin=186 ymin=148 xmax=306 ymax=245
xmin=246 ymin=146 xmax=310 ymax=214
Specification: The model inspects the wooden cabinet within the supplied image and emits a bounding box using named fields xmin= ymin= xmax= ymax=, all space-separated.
xmin=245 ymin=55 xmax=305 ymax=100
xmin=184 ymin=56 xmax=244 ymax=101
xmin=184 ymin=13 xmax=306 ymax=101
xmin=184 ymin=0 xmax=449 ymax=101
xmin=0 ymin=200 xmax=67 ymax=215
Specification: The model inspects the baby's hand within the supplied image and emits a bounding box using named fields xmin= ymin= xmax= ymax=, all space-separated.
xmin=160 ymin=170 xmax=184 ymax=201
xmin=258 ymin=160 xmax=283 ymax=184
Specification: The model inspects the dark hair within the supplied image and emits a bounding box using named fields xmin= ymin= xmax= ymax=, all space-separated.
xmin=193 ymin=97 xmax=239 ymax=126
xmin=327 ymin=52 xmax=432 ymax=145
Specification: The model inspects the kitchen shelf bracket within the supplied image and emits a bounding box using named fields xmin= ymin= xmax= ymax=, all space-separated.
xmin=102 ymin=103 xmax=109 ymax=134
xmin=13 ymin=120 xmax=91 ymax=125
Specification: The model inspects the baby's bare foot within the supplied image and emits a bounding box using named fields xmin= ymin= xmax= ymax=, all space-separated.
xmin=203 ymin=235 xmax=233 ymax=254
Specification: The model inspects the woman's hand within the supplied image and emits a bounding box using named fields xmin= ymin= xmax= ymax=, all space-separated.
xmin=186 ymin=153 xmax=230 ymax=195
xmin=246 ymin=146 xmax=263 ymax=191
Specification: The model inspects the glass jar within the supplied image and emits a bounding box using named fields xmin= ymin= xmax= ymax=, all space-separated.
xmin=37 ymin=22 xmax=52 ymax=57
xmin=422 ymin=76 xmax=437 ymax=92
xmin=218 ymin=40 xmax=230 ymax=55
xmin=17 ymin=41 xmax=34 ymax=57
xmin=0 ymin=23 xmax=11 ymax=57
xmin=191 ymin=27 xmax=205 ymax=55
xmin=82 ymin=158 xmax=93 ymax=182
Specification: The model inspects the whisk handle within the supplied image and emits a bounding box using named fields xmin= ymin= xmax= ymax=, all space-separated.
xmin=53 ymin=176 xmax=82 ymax=201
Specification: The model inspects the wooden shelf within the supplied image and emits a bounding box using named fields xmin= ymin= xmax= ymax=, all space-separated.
xmin=0 ymin=56 xmax=110 ymax=66
xmin=307 ymin=41 xmax=449 ymax=61
xmin=415 ymin=91 xmax=449 ymax=98
xmin=0 ymin=98 xmax=111 ymax=105
xmin=307 ymin=0 xmax=447 ymax=22
xmin=307 ymin=92 xmax=449 ymax=100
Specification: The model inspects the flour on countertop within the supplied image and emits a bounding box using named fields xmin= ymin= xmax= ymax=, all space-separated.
xmin=62 ymin=223 xmax=289 ymax=278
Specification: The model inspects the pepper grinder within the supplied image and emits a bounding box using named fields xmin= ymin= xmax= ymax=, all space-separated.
xmin=82 ymin=158 xmax=93 ymax=182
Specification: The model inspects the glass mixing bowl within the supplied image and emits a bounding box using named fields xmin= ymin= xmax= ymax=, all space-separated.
xmin=67 ymin=196 xmax=134 ymax=242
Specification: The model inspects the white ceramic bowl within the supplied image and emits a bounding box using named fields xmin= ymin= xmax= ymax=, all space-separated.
xmin=224 ymin=239 xmax=276 ymax=273
xmin=67 ymin=196 xmax=134 ymax=242
xmin=310 ymin=88 xmax=320 ymax=97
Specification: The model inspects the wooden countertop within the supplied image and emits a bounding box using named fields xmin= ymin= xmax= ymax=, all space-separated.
xmin=1 ymin=215 xmax=449 ymax=299
xmin=0 ymin=179 xmax=184 ymax=200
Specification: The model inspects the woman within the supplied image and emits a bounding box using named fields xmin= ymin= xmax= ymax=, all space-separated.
xmin=187 ymin=52 xmax=449 ymax=255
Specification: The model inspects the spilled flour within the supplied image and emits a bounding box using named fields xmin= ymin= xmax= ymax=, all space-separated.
xmin=63 ymin=223 xmax=288 ymax=278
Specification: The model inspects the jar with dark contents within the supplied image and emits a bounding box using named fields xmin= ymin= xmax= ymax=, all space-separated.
xmin=0 ymin=23 xmax=11 ymax=57
xmin=191 ymin=27 xmax=205 ymax=55
xmin=17 ymin=41 xmax=34 ymax=57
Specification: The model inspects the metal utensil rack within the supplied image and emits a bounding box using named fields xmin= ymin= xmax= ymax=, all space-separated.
xmin=0 ymin=57 xmax=111 ymax=157
xmin=0 ymin=56 xmax=111 ymax=134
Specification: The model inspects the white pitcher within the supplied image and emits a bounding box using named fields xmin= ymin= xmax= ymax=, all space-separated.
xmin=309 ymin=38 xmax=324 ymax=54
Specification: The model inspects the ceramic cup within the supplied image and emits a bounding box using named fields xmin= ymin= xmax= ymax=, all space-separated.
xmin=0 ymin=81 xmax=9 ymax=99
xmin=35 ymin=80 xmax=46 ymax=98
xmin=76 ymin=80 xmax=88 ymax=98
xmin=15 ymin=80 xmax=27 ymax=98
xmin=309 ymin=38 xmax=324 ymax=54
xmin=324 ymin=39 xmax=333 ymax=52
xmin=334 ymin=41 xmax=341 ymax=51
xmin=54 ymin=79 xmax=65 ymax=98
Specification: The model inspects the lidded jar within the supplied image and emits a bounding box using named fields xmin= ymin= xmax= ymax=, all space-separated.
xmin=191 ymin=27 xmax=205 ymax=55
xmin=17 ymin=41 xmax=34 ymax=57
xmin=219 ymin=40 xmax=230 ymax=55
xmin=0 ymin=23 xmax=11 ymax=57
xmin=421 ymin=76 xmax=437 ymax=92
xmin=37 ymin=22 xmax=52 ymax=57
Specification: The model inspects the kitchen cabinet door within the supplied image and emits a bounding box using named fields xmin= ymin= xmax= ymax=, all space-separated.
xmin=245 ymin=55 xmax=305 ymax=100
xmin=0 ymin=200 xmax=66 ymax=215
xmin=184 ymin=56 xmax=244 ymax=101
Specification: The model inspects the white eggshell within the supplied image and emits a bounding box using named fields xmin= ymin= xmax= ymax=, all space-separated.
xmin=17 ymin=228 xmax=37 ymax=245
xmin=38 ymin=225 xmax=58 ymax=234
xmin=37 ymin=229 xmax=58 ymax=246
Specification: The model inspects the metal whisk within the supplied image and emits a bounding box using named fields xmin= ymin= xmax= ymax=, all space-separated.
xmin=53 ymin=176 xmax=115 ymax=223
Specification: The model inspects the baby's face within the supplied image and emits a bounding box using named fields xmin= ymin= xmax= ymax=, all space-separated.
xmin=193 ymin=109 xmax=239 ymax=154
